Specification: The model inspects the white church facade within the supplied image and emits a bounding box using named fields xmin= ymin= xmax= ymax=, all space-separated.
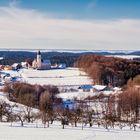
xmin=32 ymin=51 xmax=51 ymax=70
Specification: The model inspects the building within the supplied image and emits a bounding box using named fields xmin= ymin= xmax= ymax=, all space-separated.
xmin=78 ymin=85 xmax=93 ymax=92
xmin=62 ymin=99 xmax=75 ymax=109
xmin=21 ymin=62 xmax=28 ymax=68
xmin=37 ymin=50 xmax=42 ymax=68
xmin=32 ymin=51 xmax=51 ymax=70
xmin=58 ymin=63 xmax=66 ymax=69
xmin=12 ymin=63 xmax=21 ymax=70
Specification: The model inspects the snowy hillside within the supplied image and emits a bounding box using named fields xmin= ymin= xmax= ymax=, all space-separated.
xmin=0 ymin=90 xmax=140 ymax=140
xmin=0 ymin=73 xmax=140 ymax=140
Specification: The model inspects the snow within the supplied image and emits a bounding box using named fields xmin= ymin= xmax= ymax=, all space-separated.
xmin=0 ymin=90 xmax=139 ymax=140
xmin=113 ymin=87 xmax=121 ymax=91
xmin=0 ymin=122 xmax=140 ymax=140
xmin=0 ymin=57 xmax=3 ymax=60
xmin=93 ymin=85 xmax=106 ymax=91
xmin=0 ymin=68 xmax=92 ymax=86
xmin=107 ymin=55 xmax=140 ymax=60
xmin=57 ymin=92 xmax=95 ymax=100
xmin=0 ymin=92 xmax=17 ymax=106
xmin=58 ymin=90 xmax=120 ymax=100
xmin=0 ymin=91 xmax=38 ymax=115
xmin=1 ymin=70 xmax=20 ymax=77
xmin=0 ymin=122 xmax=92 ymax=140
xmin=101 ymin=91 xmax=115 ymax=95
xmin=20 ymin=68 xmax=92 ymax=86
xmin=0 ymin=70 xmax=139 ymax=140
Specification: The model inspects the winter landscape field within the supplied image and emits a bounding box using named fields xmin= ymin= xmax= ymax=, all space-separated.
xmin=20 ymin=68 xmax=92 ymax=86
xmin=0 ymin=67 xmax=140 ymax=140
xmin=0 ymin=122 xmax=140 ymax=140
xmin=0 ymin=52 xmax=139 ymax=140
xmin=0 ymin=88 xmax=140 ymax=140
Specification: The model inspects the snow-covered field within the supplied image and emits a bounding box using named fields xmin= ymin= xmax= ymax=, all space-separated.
xmin=0 ymin=68 xmax=121 ymax=100
xmin=106 ymin=55 xmax=140 ymax=60
xmin=0 ymin=92 xmax=140 ymax=140
xmin=57 ymin=90 xmax=120 ymax=100
xmin=0 ymin=122 xmax=140 ymax=140
xmin=1 ymin=68 xmax=92 ymax=86
xmin=20 ymin=68 xmax=92 ymax=86
xmin=0 ymin=68 xmax=140 ymax=140
xmin=58 ymin=91 xmax=95 ymax=100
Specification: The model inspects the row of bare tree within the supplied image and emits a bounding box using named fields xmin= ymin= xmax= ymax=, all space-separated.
xmin=1 ymin=81 xmax=140 ymax=130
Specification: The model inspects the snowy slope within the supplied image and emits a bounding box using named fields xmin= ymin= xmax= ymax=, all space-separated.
xmin=0 ymin=90 xmax=139 ymax=140
xmin=0 ymin=92 xmax=38 ymax=115
xmin=0 ymin=78 xmax=139 ymax=140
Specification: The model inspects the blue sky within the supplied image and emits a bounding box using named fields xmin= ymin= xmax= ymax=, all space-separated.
xmin=1 ymin=0 xmax=140 ymax=19
xmin=0 ymin=0 xmax=140 ymax=50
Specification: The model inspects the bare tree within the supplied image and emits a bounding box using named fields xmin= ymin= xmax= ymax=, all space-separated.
xmin=56 ymin=107 xmax=71 ymax=129
xmin=71 ymin=107 xmax=82 ymax=127
xmin=39 ymin=91 xmax=53 ymax=128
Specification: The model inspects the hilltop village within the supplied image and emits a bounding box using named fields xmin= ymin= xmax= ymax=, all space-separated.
xmin=0 ymin=50 xmax=140 ymax=95
xmin=0 ymin=50 xmax=66 ymax=71
xmin=0 ymin=50 xmax=121 ymax=95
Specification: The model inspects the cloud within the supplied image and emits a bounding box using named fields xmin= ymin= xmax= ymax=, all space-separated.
xmin=0 ymin=4 xmax=140 ymax=50
xmin=8 ymin=0 xmax=20 ymax=7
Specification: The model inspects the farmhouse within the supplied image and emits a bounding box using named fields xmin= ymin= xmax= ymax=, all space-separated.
xmin=63 ymin=99 xmax=75 ymax=109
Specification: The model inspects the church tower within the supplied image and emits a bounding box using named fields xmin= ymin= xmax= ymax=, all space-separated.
xmin=37 ymin=50 xmax=42 ymax=68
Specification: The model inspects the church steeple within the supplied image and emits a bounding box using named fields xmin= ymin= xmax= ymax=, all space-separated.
xmin=37 ymin=50 xmax=42 ymax=68
xmin=38 ymin=50 xmax=41 ymax=55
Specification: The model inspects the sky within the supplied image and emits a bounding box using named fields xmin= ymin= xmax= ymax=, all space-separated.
xmin=0 ymin=0 xmax=140 ymax=50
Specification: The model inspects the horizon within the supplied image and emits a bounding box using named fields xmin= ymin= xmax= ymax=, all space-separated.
xmin=0 ymin=48 xmax=139 ymax=54
xmin=0 ymin=0 xmax=140 ymax=50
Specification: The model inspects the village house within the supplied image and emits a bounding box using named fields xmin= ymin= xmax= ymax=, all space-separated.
xmin=78 ymin=85 xmax=93 ymax=92
xmin=12 ymin=63 xmax=22 ymax=70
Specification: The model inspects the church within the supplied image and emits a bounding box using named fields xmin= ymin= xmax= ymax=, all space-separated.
xmin=32 ymin=51 xmax=51 ymax=70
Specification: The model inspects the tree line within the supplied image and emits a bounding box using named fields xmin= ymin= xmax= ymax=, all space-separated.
xmin=0 ymin=51 xmax=79 ymax=67
xmin=76 ymin=55 xmax=140 ymax=86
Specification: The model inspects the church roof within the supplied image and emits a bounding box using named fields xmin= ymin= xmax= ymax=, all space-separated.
xmin=43 ymin=59 xmax=51 ymax=64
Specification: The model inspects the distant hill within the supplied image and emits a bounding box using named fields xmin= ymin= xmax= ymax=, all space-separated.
xmin=129 ymin=51 xmax=140 ymax=55
xmin=0 ymin=50 xmax=140 ymax=66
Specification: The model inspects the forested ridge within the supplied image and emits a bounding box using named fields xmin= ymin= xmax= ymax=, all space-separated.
xmin=0 ymin=51 xmax=140 ymax=67
xmin=0 ymin=51 xmax=79 ymax=67
xmin=76 ymin=55 xmax=140 ymax=86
